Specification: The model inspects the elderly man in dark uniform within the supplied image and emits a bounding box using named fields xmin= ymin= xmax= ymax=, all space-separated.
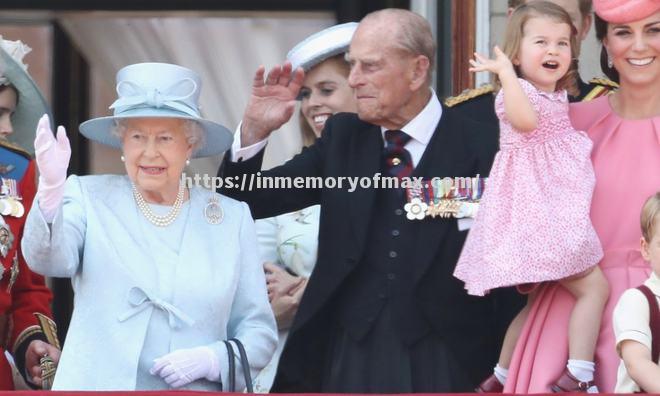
xmin=447 ymin=0 xmax=616 ymax=123
xmin=218 ymin=8 xmax=516 ymax=393
xmin=0 ymin=37 xmax=60 ymax=390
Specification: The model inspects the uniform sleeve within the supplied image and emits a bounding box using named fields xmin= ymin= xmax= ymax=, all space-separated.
xmin=22 ymin=174 xmax=87 ymax=278
xmin=211 ymin=202 xmax=277 ymax=390
xmin=9 ymin=160 xmax=55 ymax=384
xmin=613 ymin=288 xmax=652 ymax=357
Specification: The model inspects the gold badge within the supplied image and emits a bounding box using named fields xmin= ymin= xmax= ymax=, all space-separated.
xmin=35 ymin=312 xmax=60 ymax=390
xmin=435 ymin=199 xmax=462 ymax=218
xmin=40 ymin=355 xmax=56 ymax=390
xmin=7 ymin=253 xmax=18 ymax=292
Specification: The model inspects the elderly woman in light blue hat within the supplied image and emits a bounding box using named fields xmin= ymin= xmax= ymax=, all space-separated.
xmin=232 ymin=22 xmax=358 ymax=393
xmin=21 ymin=62 xmax=277 ymax=391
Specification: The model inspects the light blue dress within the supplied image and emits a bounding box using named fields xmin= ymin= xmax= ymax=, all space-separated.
xmin=21 ymin=174 xmax=277 ymax=391
xmin=252 ymin=205 xmax=320 ymax=392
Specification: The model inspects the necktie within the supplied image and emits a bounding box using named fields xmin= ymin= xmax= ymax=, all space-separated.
xmin=383 ymin=129 xmax=413 ymax=178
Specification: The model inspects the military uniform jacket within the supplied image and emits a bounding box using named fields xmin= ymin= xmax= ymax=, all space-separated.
xmin=220 ymin=110 xmax=510 ymax=391
xmin=0 ymin=142 xmax=54 ymax=390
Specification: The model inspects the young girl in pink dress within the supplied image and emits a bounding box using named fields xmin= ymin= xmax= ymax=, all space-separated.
xmin=453 ymin=1 xmax=608 ymax=392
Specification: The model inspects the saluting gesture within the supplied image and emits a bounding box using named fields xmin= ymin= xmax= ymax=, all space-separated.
xmin=241 ymin=63 xmax=305 ymax=147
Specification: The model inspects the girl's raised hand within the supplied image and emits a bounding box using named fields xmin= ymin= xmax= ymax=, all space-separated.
xmin=469 ymin=46 xmax=514 ymax=77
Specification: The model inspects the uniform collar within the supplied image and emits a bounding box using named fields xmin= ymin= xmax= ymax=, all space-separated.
xmin=380 ymin=89 xmax=441 ymax=146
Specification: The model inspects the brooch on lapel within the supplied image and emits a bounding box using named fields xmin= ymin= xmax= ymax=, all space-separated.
xmin=205 ymin=194 xmax=223 ymax=225
xmin=403 ymin=176 xmax=485 ymax=220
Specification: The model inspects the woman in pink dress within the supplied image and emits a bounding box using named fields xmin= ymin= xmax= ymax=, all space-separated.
xmin=505 ymin=0 xmax=660 ymax=392
xmin=454 ymin=2 xmax=607 ymax=392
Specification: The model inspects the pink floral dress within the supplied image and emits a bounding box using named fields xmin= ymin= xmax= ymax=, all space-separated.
xmin=504 ymin=95 xmax=660 ymax=393
xmin=453 ymin=78 xmax=603 ymax=296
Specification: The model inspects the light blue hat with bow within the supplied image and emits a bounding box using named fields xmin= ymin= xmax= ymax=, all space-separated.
xmin=80 ymin=62 xmax=232 ymax=158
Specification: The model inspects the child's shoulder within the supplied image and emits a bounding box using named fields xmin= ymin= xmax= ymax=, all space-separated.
xmin=615 ymin=287 xmax=650 ymax=313
xmin=620 ymin=287 xmax=648 ymax=302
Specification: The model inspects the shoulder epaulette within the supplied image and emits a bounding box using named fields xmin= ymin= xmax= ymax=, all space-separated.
xmin=35 ymin=313 xmax=60 ymax=349
xmin=582 ymin=77 xmax=618 ymax=102
xmin=444 ymin=84 xmax=495 ymax=107
xmin=588 ymin=77 xmax=619 ymax=89
xmin=0 ymin=139 xmax=31 ymax=160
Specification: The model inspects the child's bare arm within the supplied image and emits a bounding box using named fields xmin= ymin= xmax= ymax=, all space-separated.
xmin=621 ymin=340 xmax=660 ymax=392
xmin=469 ymin=46 xmax=537 ymax=132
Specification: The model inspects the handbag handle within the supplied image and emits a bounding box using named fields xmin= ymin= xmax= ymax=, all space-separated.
xmin=230 ymin=338 xmax=254 ymax=393
xmin=222 ymin=340 xmax=236 ymax=392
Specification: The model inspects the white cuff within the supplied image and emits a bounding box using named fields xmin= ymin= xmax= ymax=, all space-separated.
xmin=230 ymin=122 xmax=268 ymax=162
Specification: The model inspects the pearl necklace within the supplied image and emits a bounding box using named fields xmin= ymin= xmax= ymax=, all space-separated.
xmin=132 ymin=182 xmax=185 ymax=227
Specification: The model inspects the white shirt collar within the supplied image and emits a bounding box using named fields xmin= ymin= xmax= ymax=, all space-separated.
xmin=380 ymin=89 xmax=442 ymax=145
xmin=645 ymin=271 xmax=660 ymax=296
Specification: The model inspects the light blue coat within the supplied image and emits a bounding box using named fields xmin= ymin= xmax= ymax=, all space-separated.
xmin=22 ymin=174 xmax=277 ymax=391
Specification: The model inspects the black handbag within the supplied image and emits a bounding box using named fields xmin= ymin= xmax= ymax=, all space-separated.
xmin=221 ymin=338 xmax=254 ymax=392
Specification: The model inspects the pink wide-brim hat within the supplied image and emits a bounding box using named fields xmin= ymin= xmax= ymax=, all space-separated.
xmin=594 ymin=0 xmax=660 ymax=23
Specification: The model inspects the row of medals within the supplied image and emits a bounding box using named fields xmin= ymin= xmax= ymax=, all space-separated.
xmin=0 ymin=179 xmax=24 ymax=218
xmin=404 ymin=176 xmax=485 ymax=220
xmin=0 ymin=179 xmax=23 ymax=259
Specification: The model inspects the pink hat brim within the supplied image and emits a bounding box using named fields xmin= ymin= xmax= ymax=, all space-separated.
xmin=594 ymin=0 xmax=660 ymax=23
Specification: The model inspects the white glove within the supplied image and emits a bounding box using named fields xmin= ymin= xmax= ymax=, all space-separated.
xmin=150 ymin=346 xmax=220 ymax=388
xmin=34 ymin=114 xmax=71 ymax=222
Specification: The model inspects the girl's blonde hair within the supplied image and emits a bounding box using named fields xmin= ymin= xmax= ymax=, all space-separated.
xmin=499 ymin=0 xmax=579 ymax=96
xmin=641 ymin=192 xmax=660 ymax=242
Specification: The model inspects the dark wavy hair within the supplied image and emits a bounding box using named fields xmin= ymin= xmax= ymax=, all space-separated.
xmin=594 ymin=14 xmax=619 ymax=83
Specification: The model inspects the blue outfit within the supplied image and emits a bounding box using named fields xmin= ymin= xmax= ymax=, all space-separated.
xmin=21 ymin=174 xmax=277 ymax=390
